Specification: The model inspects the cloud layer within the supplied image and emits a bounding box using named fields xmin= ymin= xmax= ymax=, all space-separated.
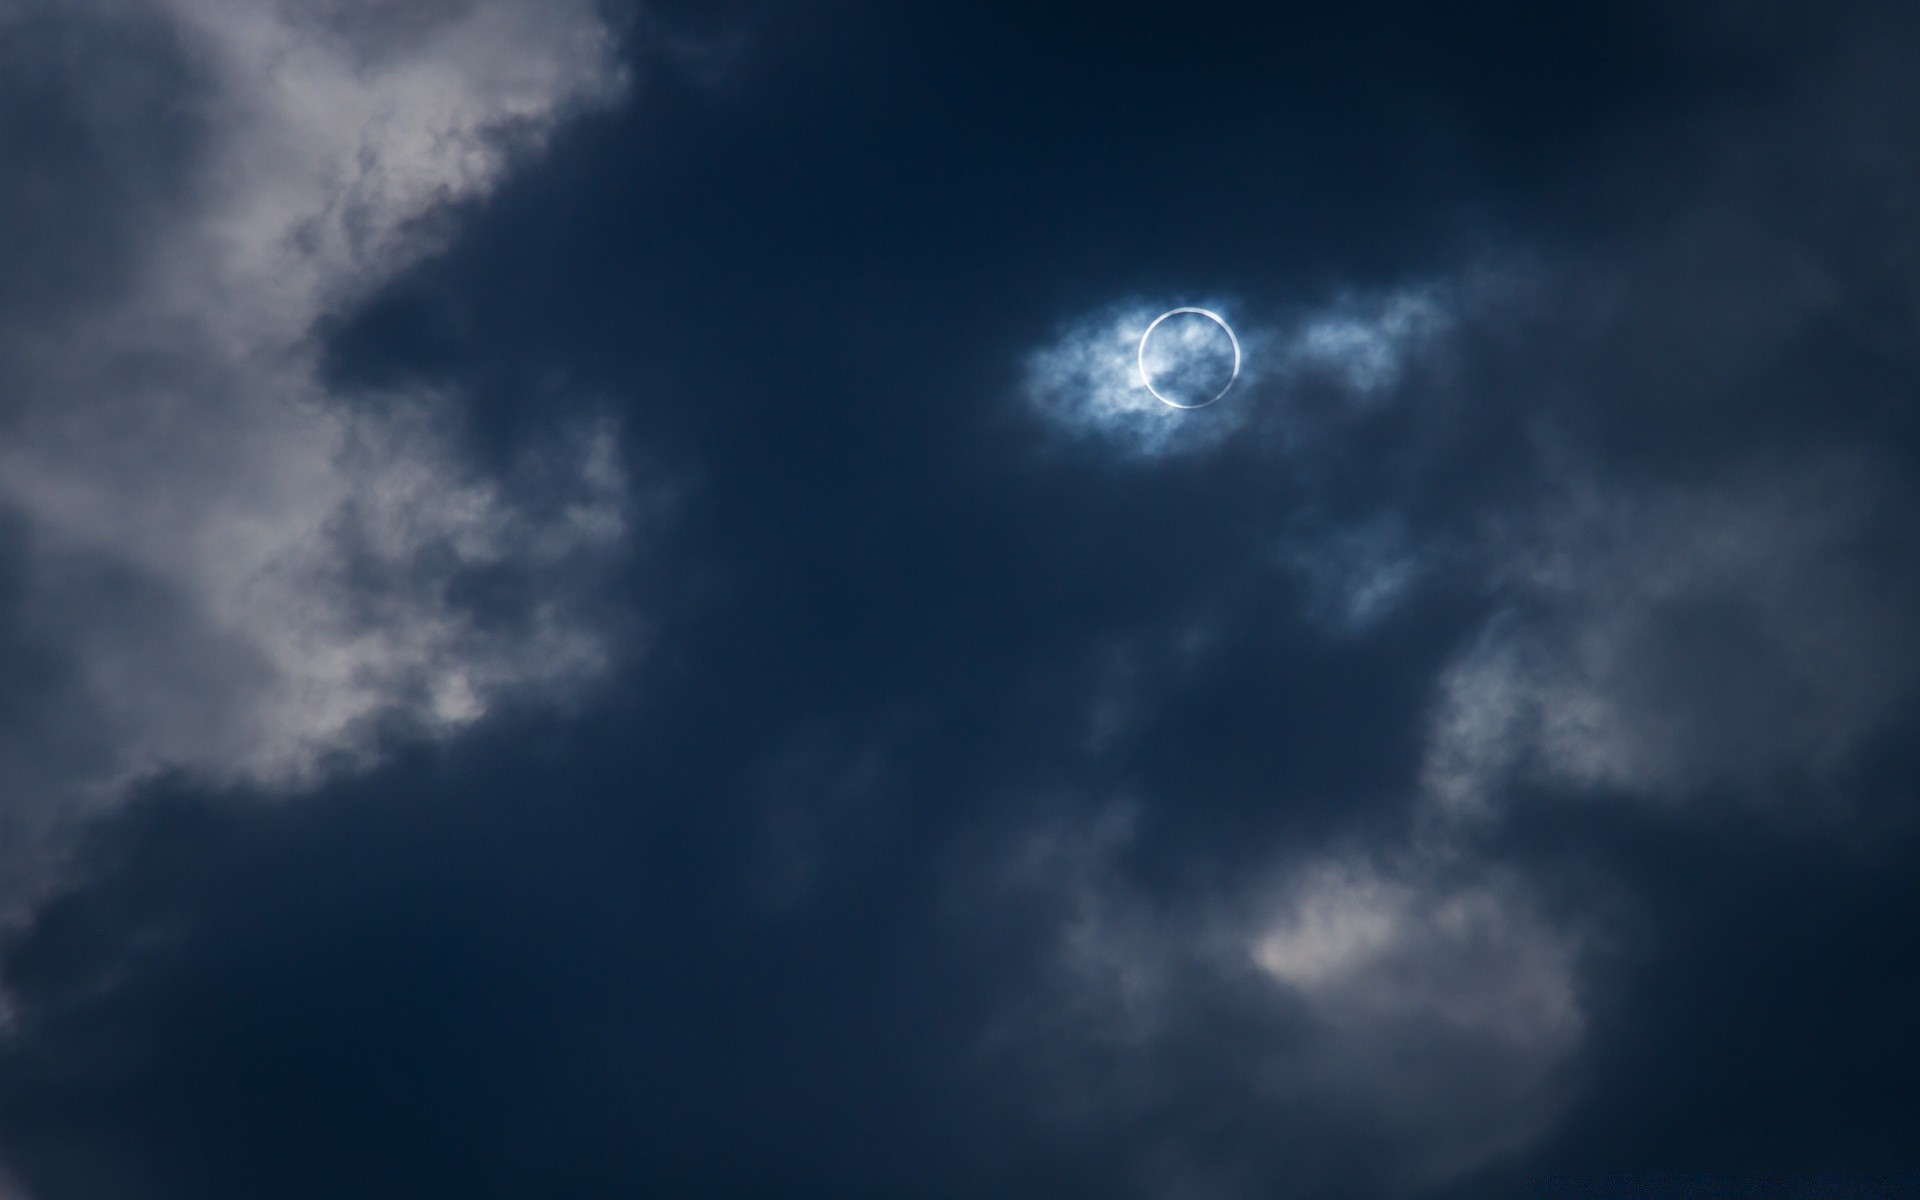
xmin=4 ymin=4 xmax=1920 ymax=1200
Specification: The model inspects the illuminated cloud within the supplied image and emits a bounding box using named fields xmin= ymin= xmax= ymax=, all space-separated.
xmin=1022 ymin=284 xmax=1458 ymax=458
xmin=1022 ymin=301 xmax=1253 ymax=458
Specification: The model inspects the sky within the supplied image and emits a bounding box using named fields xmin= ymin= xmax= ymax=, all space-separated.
xmin=1 ymin=1 xmax=1918 ymax=1198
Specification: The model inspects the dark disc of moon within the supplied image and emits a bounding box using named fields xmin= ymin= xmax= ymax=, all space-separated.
xmin=1138 ymin=308 xmax=1241 ymax=409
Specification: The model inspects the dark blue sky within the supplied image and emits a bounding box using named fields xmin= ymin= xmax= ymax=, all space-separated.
xmin=2 ymin=2 xmax=1918 ymax=1198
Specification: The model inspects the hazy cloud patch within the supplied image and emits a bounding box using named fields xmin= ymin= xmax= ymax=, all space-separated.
xmin=1281 ymin=285 xmax=1454 ymax=400
xmin=1250 ymin=850 xmax=1584 ymax=1183
xmin=1422 ymin=460 xmax=1920 ymax=819
xmin=1280 ymin=514 xmax=1438 ymax=635
xmin=965 ymin=801 xmax=1587 ymax=1192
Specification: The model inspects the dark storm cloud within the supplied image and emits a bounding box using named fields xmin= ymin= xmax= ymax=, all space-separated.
xmin=4 ymin=2 xmax=1920 ymax=1199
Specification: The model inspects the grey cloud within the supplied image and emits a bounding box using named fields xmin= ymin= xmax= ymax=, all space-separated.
xmin=1422 ymin=459 xmax=1920 ymax=819
xmin=1270 ymin=14 xmax=1920 ymax=828
xmin=0 ymin=0 xmax=211 ymax=328
xmin=1248 ymin=852 xmax=1583 ymax=1185
xmin=0 ymin=0 xmax=634 ymax=908
xmin=964 ymin=802 xmax=1587 ymax=1193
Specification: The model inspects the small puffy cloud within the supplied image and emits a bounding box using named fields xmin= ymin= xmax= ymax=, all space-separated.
xmin=1023 ymin=300 xmax=1253 ymax=459
xmin=1022 ymin=283 xmax=1460 ymax=459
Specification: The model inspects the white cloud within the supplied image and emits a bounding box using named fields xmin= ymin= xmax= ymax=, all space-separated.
xmin=1023 ymin=301 xmax=1252 ymax=459
xmin=1022 ymin=283 xmax=1458 ymax=458
xmin=0 ymin=0 xmax=634 ymax=904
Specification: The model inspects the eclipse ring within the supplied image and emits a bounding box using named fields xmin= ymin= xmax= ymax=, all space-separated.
xmin=1138 ymin=307 xmax=1242 ymax=409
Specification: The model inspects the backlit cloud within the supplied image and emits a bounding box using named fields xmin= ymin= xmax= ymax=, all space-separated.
xmin=1022 ymin=283 xmax=1461 ymax=459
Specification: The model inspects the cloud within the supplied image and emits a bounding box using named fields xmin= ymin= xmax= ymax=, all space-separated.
xmin=0 ymin=0 xmax=633 ymax=906
xmin=1421 ymin=459 xmax=1920 ymax=819
xmin=1022 ymin=301 xmax=1253 ymax=459
xmin=1283 ymin=285 xmax=1452 ymax=399
xmin=965 ymin=801 xmax=1586 ymax=1193
xmin=1279 ymin=513 xmax=1436 ymax=635
xmin=1022 ymin=283 xmax=1462 ymax=460
xmin=6 ymin=5 xmax=1920 ymax=1200
xmin=992 ymin=23 xmax=1920 ymax=1181
xmin=1249 ymin=852 xmax=1584 ymax=1183
xmin=999 ymin=118 xmax=1920 ymax=1180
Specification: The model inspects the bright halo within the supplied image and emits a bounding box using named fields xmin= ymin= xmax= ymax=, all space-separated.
xmin=1138 ymin=307 xmax=1242 ymax=409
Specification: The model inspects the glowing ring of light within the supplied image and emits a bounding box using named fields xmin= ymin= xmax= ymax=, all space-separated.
xmin=1138 ymin=307 xmax=1242 ymax=409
